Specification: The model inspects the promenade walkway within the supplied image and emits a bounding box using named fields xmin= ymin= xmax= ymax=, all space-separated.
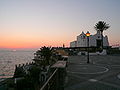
xmin=65 ymin=55 xmax=120 ymax=90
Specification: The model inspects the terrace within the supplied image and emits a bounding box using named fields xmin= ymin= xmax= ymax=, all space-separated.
xmin=65 ymin=55 xmax=120 ymax=90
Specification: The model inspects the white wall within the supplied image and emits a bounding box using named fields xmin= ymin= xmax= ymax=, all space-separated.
xmin=70 ymin=31 xmax=109 ymax=47
xmin=70 ymin=41 xmax=77 ymax=47
xmin=77 ymin=32 xmax=87 ymax=47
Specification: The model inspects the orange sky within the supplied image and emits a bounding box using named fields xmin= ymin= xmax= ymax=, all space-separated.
xmin=0 ymin=35 xmax=71 ymax=48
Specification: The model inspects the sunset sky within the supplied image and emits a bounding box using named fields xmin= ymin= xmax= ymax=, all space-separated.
xmin=0 ymin=0 xmax=120 ymax=49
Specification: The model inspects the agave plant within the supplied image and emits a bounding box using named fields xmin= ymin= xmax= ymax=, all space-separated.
xmin=40 ymin=46 xmax=53 ymax=65
xmin=34 ymin=46 xmax=54 ymax=66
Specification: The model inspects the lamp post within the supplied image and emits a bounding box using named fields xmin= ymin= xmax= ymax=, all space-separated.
xmin=86 ymin=31 xmax=90 ymax=63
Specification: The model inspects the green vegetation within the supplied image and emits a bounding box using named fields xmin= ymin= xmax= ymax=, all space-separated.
xmin=14 ymin=67 xmax=26 ymax=78
xmin=13 ymin=65 xmax=41 ymax=90
xmin=12 ymin=46 xmax=60 ymax=90
xmin=94 ymin=21 xmax=110 ymax=50
xmin=34 ymin=46 xmax=58 ymax=66
xmin=37 ymin=46 xmax=53 ymax=65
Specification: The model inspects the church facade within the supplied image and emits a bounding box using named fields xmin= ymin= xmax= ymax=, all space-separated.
xmin=70 ymin=31 xmax=109 ymax=47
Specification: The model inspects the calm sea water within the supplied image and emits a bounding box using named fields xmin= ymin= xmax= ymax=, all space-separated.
xmin=0 ymin=50 xmax=35 ymax=78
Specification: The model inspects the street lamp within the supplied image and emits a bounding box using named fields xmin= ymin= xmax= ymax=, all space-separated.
xmin=86 ymin=31 xmax=90 ymax=63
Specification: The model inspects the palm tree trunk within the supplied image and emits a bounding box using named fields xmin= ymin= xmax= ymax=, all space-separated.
xmin=101 ymin=31 xmax=103 ymax=50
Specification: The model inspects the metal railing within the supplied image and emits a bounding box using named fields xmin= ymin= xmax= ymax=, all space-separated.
xmin=40 ymin=61 xmax=67 ymax=90
xmin=40 ymin=68 xmax=58 ymax=90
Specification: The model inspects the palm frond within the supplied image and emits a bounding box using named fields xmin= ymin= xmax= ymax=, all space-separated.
xmin=94 ymin=21 xmax=110 ymax=32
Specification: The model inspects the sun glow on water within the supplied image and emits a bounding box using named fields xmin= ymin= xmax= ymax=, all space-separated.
xmin=12 ymin=50 xmax=16 ymax=52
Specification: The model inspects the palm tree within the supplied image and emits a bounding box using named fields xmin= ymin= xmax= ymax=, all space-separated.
xmin=94 ymin=21 xmax=110 ymax=50
xmin=40 ymin=46 xmax=53 ymax=65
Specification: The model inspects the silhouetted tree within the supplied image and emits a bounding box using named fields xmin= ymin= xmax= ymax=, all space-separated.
xmin=94 ymin=21 xmax=110 ymax=49
xmin=14 ymin=67 xmax=26 ymax=78
xmin=15 ymin=65 xmax=41 ymax=90
xmin=28 ymin=66 xmax=41 ymax=90
xmin=34 ymin=46 xmax=53 ymax=66
xmin=40 ymin=46 xmax=53 ymax=65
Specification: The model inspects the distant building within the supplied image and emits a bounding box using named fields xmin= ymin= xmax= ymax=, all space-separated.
xmin=70 ymin=31 xmax=109 ymax=47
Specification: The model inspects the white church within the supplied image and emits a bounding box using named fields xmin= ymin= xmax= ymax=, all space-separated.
xmin=70 ymin=31 xmax=109 ymax=47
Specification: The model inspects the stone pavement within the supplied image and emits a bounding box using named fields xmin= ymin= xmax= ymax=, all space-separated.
xmin=65 ymin=55 xmax=120 ymax=90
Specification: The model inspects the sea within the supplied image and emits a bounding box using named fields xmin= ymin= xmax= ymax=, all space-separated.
xmin=0 ymin=50 xmax=35 ymax=79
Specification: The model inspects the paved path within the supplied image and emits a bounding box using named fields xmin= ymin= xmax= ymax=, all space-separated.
xmin=65 ymin=55 xmax=120 ymax=90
